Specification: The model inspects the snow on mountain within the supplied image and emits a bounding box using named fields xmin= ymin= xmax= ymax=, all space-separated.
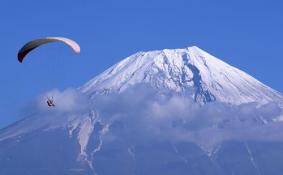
xmin=81 ymin=46 xmax=282 ymax=105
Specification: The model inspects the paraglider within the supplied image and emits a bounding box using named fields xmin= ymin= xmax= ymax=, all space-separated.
xmin=47 ymin=97 xmax=55 ymax=107
xmin=17 ymin=37 xmax=80 ymax=63
xmin=18 ymin=37 xmax=81 ymax=107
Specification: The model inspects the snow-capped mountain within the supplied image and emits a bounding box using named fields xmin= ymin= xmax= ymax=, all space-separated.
xmin=0 ymin=46 xmax=283 ymax=175
xmin=81 ymin=46 xmax=282 ymax=105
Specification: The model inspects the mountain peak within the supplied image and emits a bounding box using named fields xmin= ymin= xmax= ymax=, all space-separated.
xmin=81 ymin=46 xmax=282 ymax=105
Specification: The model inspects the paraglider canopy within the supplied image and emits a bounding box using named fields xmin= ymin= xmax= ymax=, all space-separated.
xmin=17 ymin=37 xmax=80 ymax=63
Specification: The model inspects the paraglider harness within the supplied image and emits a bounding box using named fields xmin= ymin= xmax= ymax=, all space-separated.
xmin=47 ymin=97 xmax=55 ymax=107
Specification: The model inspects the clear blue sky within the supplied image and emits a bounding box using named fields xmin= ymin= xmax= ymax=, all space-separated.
xmin=0 ymin=0 xmax=282 ymax=128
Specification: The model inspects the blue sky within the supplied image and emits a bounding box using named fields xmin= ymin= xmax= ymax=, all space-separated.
xmin=0 ymin=0 xmax=282 ymax=128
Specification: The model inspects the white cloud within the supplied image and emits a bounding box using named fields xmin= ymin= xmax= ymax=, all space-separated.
xmin=89 ymin=85 xmax=283 ymax=153
xmin=21 ymin=84 xmax=283 ymax=154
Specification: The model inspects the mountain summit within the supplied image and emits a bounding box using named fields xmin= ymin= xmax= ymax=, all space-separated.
xmin=81 ymin=46 xmax=282 ymax=105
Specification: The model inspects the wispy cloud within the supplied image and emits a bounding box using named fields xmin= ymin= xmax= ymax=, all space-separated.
xmin=16 ymin=84 xmax=283 ymax=154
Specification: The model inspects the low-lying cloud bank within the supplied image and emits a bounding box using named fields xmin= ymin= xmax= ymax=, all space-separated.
xmin=26 ymin=85 xmax=283 ymax=153
xmin=87 ymin=85 xmax=283 ymax=153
